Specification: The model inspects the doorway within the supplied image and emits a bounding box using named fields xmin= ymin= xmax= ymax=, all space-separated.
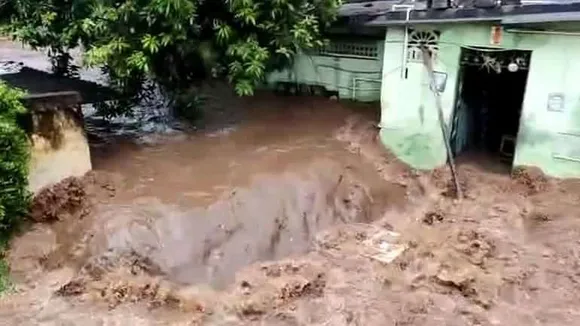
xmin=450 ymin=47 xmax=531 ymax=168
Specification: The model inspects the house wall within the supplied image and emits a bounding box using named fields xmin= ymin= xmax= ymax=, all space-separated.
xmin=379 ymin=22 xmax=580 ymax=178
xmin=24 ymin=92 xmax=92 ymax=193
xmin=266 ymin=38 xmax=385 ymax=102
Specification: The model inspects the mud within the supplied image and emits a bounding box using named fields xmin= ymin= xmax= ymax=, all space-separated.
xmin=511 ymin=166 xmax=549 ymax=195
xmin=3 ymin=43 xmax=580 ymax=326
xmin=29 ymin=176 xmax=89 ymax=223
xmin=52 ymin=163 xmax=395 ymax=290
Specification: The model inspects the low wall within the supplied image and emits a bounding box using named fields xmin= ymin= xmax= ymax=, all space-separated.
xmin=22 ymin=91 xmax=92 ymax=194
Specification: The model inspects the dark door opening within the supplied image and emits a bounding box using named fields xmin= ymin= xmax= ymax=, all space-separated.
xmin=450 ymin=47 xmax=531 ymax=169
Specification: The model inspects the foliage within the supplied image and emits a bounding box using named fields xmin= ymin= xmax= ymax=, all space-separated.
xmin=0 ymin=83 xmax=30 ymax=241
xmin=5 ymin=0 xmax=341 ymax=116
xmin=171 ymin=88 xmax=205 ymax=122
xmin=0 ymin=259 xmax=9 ymax=294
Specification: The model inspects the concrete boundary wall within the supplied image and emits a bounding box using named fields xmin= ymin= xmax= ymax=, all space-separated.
xmin=22 ymin=91 xmax=92 ymax=193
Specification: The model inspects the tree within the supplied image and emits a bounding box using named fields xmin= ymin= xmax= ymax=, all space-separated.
xmin=4 ymin=0 xmax=341 ymax=116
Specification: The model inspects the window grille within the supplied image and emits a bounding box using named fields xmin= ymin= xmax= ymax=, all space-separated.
xmin=318 ymin=41 xmax=379 ymax=59
xmin=407 ymin=29 xmax=440 ymax=62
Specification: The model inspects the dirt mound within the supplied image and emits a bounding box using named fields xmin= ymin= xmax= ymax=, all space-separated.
xmin=28 ymin=172 xmax=117 ymax=223
xmin=29 ymin=176 xmax=89 ymax=223
xmin=388 ymin=226 xmax=501 ymax=310
xmin=227 ymin=260 xmax=327 ymax=321
xmin=511 ymin=166 xmax=548 ymax=195
xmin=7 ymin=172 xmax=119 ymax=281
xmin=55 ymin=250 xmax=328 ymax=319
xmin=55 ymin=249 xmax=205 ymax=311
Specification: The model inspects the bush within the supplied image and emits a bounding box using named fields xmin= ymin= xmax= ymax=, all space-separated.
xmin=0 ymin=82 xmax=30 ymax=241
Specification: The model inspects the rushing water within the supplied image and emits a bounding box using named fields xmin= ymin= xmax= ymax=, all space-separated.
xmin=79 ymin=94 xmax=402 ymax=288
xmin=6 ymin=40 xmax=580 ymax=326
xmin=1 ymin=39 xmax=403 ymax=289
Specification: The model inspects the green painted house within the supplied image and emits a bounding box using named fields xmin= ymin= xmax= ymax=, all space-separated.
xmin=268 ymin=0 xmax=580 ymax=178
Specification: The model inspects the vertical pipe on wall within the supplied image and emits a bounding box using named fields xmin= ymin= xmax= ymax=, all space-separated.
xmin=401 ymin=8 xmax=411 ymax=79
xmin=392 ymin=5 xmax=414 ymax=79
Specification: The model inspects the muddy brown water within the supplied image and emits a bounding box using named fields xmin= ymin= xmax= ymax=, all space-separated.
xmin=7 ymin=42 xmax=580 ymax=326
xmin=1 ymin=40 xmax=405 ymax=290
xmin=5 ymin=93 xmax=580 ymax=325
xmin=40 ymin=95 xmax=404 ymax=289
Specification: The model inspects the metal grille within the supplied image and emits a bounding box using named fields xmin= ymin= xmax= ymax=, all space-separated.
xmin=407 ymin=29 xmax=440 ymax=62
xmin=319 ymin=41 xmax=379 ymax=59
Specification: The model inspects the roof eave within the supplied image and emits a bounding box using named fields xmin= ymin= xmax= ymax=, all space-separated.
xmin=342 ymin=2 xmax=580 ymax=27
xmin=365 ymin=16 xmax=503 ymax=26
xmin=502 ymin=12 xmax=580 ymax=24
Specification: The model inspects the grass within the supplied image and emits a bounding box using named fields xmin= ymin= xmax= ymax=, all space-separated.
xmin=0 ymin=258 xmax=9 ymax=293
xmin=0 ymin=235 xmax=12 ymax=294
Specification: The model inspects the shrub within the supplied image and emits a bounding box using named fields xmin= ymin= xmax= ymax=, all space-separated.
xmin=0 ymin=82 xmax=30 ymax=241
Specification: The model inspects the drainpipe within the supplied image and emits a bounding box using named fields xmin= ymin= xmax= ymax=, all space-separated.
xmin=393 ymin=4 xmax=414 ymax=79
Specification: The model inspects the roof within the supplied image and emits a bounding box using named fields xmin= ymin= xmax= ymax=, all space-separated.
xmin=339 ymin=0 xmax=580 ymax=26
xmin=0 ymin=67 xmax=116 ymax=104
xmin=502 ymin=10 xmax=580 ymax=23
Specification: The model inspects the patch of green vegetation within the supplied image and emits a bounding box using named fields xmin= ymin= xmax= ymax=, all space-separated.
xmin=0 ymin=258 xmax=10 ymax=294
xmin=0 ymin=82 xmax=31 ymax=293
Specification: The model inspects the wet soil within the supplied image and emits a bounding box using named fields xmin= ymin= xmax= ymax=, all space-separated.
xmin=3 ymin=43 xmax=580 ymax=325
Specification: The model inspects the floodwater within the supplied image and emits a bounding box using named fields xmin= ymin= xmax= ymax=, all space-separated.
xmin=4 ymin=41 xmax=580 ymax=326
xmin=81 ymin=94 xmax=405 ymax=288
xmin=1 ymin=41 xmax=408 ymax=289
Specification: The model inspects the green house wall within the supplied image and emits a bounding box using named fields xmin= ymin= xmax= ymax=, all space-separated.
xmin=266 ymin=40 xmax=384 ymax=102
xmin=379 ymin=23 xmax=580 ymax=178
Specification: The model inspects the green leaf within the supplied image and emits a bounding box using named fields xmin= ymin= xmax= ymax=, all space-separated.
xmin=234 ymin=79 xmax=254 ymax=96
xmin=127 ymin=51 xmax=149 ymax=72
xmin=141 ymin=34 xmax=160 ymax=54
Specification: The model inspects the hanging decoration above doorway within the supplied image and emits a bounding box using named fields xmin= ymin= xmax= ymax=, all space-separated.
xmin=459 ymin=48 xmax=531 ymax=73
